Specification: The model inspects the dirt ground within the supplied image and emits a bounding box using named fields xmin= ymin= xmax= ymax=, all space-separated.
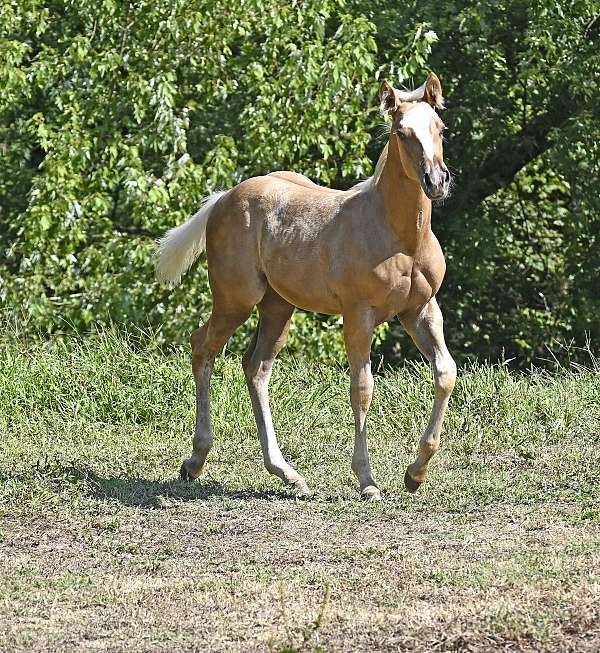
xmin=2 ymin=496 xmax=599 ymax=652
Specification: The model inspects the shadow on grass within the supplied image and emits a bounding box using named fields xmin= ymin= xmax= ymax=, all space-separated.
xmin=5 ymin=461 xmax=297 ymax=508
xmin=88 ymin=474 xmax=296 ymax=507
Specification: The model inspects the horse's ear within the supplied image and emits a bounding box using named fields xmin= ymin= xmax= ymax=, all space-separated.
xmin=379 ymin=80 xmax=400 ymax=114
xmin=423 ymin=72 xmax=444 ymax=109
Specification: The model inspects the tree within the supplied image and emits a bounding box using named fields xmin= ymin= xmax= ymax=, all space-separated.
xmin=362 ymin=0 xmax=600 ymax=365
xmin=1 ymin=0 xmax=598 ymax=367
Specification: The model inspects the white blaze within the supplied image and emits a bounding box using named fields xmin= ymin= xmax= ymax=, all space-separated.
xmin=401 ymin=103 xmax=435 ymax=162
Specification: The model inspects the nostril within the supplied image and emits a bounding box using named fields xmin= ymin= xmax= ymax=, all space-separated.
xmin=443 ymin=168 xmax=450 ymax=183
xmin=423 ymin=172 xmax=432 ymax=187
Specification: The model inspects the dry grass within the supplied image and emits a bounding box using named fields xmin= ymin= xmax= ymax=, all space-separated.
xmin=2 ymin=502 xmax=599 ymax=652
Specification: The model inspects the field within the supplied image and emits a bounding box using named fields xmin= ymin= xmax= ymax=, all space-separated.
xmin=1 ymin=330 xmax=599 ymax=652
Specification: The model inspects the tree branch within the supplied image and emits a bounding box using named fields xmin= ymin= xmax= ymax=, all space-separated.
xmin=447 ymin=90 xmax=576 ymax=216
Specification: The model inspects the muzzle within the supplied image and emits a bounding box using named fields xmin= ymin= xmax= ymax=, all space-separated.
xmin=421 ymin=162 xmax=451 ymax=200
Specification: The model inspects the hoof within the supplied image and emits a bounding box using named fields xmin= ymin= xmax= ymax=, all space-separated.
xmin=404 ymin=470 xmax=423 ymax=494
xmin=290 ymin=478 xmax=312 ymax=499
xmin=361 ymin=485 xmax=382 ymax=502
xmin=179 ymin=462 xmax=197 ymax=482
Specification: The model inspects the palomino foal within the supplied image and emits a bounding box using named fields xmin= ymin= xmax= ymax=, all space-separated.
xmin=157 ymin=72 xmax=456 ymax=500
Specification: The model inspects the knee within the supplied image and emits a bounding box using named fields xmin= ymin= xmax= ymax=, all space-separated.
xmin=435 ymin=357 xmax=456 ymax=394
xmin=242 ymin=356 xmax=269 ymax=386
xmin=351 ymin=368 xmax=374 ymax=400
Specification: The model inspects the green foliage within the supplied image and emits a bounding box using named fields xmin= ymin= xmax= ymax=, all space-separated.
xmin=1 ymin=0 xmax=598 ymax=366
xmin=365 ymin=0 xmax=600 ymax=366
xmin=0 ymin=0 xmax=385 ymax=359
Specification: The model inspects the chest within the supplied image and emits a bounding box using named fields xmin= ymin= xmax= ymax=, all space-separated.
xmin=370 ymin=246 xmax=446 ymax=319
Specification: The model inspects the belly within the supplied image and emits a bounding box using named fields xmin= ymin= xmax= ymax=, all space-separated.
xmin=265 ymin=257 xmax=342 ymax=314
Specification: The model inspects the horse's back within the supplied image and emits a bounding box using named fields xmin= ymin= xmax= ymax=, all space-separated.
xmin=211 ymin=174 xmax=346 ymax=232
xmin=267 ymin=171 xmax=342 ymax=195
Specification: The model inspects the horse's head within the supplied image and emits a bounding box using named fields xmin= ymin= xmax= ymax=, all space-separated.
xmin=379 ymin=73 xmax=450 ymax=201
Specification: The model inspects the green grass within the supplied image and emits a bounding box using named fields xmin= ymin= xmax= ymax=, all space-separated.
xmin=1 ymin=328 xmax=599 ymax=652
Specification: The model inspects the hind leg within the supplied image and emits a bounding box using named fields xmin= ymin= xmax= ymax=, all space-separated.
xmin=178 ymin=197 xmax=270 ymax=480
xmin=242 ymin=288 xmax=310 ymax=496
xmin=181 ymin=256 xmax=267 ymax=480
xmin=344 ymin=306 xmax=381 ymax=501
xmin=180 ymin=307 xmax=253 ymax=480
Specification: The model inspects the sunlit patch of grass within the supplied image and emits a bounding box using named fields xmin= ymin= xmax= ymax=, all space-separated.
xmin=1 ymin=327 xmax=598 ymax=516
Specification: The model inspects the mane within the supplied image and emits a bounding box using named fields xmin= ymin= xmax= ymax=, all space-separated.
xmin=349 ymin=143 xmax=389 ymax=192
xmin=397 ymin=81 xmax=428 ymax=103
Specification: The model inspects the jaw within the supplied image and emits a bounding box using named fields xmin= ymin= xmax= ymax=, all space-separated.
xmin=391 ymin=136 xmax=449 ymax=201
xmin=395 ymin=145 xmax=448 ymax=201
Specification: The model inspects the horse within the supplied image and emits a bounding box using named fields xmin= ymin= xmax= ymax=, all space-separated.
xmin=156 ymin=72 xmax=456 ymax=500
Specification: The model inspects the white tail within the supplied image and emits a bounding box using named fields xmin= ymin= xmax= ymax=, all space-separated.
xmin=155 ymin=191 xmax=227 ymax=285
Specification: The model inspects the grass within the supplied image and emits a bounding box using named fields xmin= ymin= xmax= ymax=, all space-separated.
xmin=0 ymin=328 xmax=599 ymax=652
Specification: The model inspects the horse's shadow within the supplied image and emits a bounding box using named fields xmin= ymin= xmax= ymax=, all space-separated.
xmin=88 ymin=472 xmax=295 ymax=507
xmin=14 ymin=462 xmax=296 ymax=508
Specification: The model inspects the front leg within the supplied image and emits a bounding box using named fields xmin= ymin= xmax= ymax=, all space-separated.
xmin=343 ymin=306 xmax=381 ymax=501
xmin=401 ymin=297 xmax=457 ymax=492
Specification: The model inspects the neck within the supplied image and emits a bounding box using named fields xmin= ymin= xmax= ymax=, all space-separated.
xmin=368 ymin=137 xmax=431 ymax=251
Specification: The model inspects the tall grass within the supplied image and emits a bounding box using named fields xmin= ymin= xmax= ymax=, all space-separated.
xmin=1 ymin=326 xmax=598 ymax=516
